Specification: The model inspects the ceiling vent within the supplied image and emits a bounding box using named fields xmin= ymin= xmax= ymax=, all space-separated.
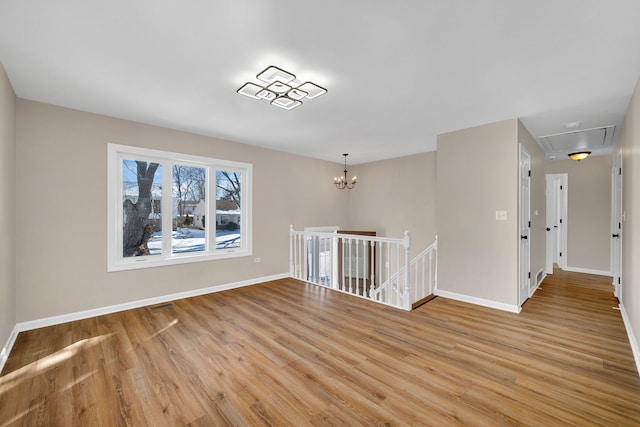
xmin=538 ymin=125 xmax=615 ymax=157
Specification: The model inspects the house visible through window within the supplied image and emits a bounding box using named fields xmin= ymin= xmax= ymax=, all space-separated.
xmin=108 ymin=144 xmax=252 ymax=271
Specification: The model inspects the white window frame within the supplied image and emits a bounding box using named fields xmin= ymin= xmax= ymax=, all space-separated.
xmin=107 ymin=143 xmax=252 ymax=272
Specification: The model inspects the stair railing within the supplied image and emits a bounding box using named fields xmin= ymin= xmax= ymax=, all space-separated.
xmin=372 ymin=237 xmax=438 ymax=306
xmin=289 ymin=226 xmax=437 ymax=311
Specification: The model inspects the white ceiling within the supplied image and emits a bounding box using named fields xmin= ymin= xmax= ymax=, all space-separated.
xmin=1 ymin=1 xmax=640 ymax=164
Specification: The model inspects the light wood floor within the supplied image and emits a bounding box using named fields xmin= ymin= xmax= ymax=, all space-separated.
xmin=1 ymin=269 xmax=639 ymax=426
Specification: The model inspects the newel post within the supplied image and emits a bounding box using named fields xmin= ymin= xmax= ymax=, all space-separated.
xmin=434 ymin=234 xmax=438 ymax=293
xmin=289 ymin=224 xmax=294 ymax=277
xmin=403 ymin=230 xmax=411 ymax=310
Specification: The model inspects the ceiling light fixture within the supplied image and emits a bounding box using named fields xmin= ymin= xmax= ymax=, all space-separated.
xmin=568 ymin=151 xmax=591 ymax=161
xmin=334 ymin=154 xmax=357 ymax=190
xmin=237 ymin=65 xmax=327 ymax=110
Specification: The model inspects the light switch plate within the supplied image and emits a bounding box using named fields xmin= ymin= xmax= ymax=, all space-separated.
xmin=496 ymin=210 xmax=507 ymax=221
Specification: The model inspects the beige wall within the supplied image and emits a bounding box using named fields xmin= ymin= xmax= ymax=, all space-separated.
xmin=518 ymin=120 xmax=547 ymax=288
xmin=437 ymin=119 xmax=519 ymax=306
xmin=345 ymin=152 xmax=437 ymax=258
xmin=0 ymin=62 xmax=16 ymax=349
xmin=545 ymin=156 xmax=611 ymax=273
xmin=616 ymin=74 xmax=640 ymax=367
xmin=436 ymin=119 xmax=546 ymax=308
xmin=15 ymin=100 xmax=349 ymax=322
xmin=0 ymin=64 xmax=16 ymax=350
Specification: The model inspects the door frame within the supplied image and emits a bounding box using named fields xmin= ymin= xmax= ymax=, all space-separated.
xmin=611 ymin=152 xmax=623 ymax=298
xmin=545 ymin=173 xmax=568 ymax=273
xmin=519 ymin=145 xmax=531 ymax=307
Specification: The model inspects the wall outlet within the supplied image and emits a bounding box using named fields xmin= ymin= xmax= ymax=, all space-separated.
xmin=495 ymin=211 xmax=507 ymax=221
xmin=253 ymin=257 xmax=261 ymax=263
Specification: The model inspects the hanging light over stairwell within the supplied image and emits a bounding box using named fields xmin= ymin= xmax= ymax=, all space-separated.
xmin=334 ymin=154 xmax=357 ymax=190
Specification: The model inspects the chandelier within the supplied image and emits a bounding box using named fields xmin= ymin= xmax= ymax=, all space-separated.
xmin=237 ymin=65 xmax=327 ymax=110
xmin=334 ymin=154 xmax=357 ymax=190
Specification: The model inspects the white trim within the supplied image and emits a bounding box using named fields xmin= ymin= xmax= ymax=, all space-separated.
xmin=545 ymin=174 xmax=569 ymax=271
xmin=434 ymin=289 xmax=521 ymax=313
xmin=559 ymin=174 xmax=569 ymax=270
xmin=518 ymin=144 xmax=531 ymax=308
xmin=0 ymin=325 xmax=20 ymax=374
xmin=619 ymin=302 xmax=640 ymax=376
xmin=107 ymin=143 xmax=253 ymax=272
xmin=563 ymin=266 xmax=611 ymax=277
xmin=15 ymin=273 xmax=287 ymax=333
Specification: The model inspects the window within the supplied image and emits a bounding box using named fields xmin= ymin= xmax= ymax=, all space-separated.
xmin=108 ymin=144 xmax=252 ymax=271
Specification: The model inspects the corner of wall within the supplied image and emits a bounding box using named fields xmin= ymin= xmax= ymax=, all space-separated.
xmin=0 ymin=60 xmax=18 ymax=370
xmin=436 ymin=119 xmax=519 ymax=308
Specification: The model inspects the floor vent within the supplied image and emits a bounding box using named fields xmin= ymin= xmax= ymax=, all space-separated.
xmin=148 ymin=302 xmax=174 ymax=311
xmin=536 ymin=270 xmax=544 ymax=285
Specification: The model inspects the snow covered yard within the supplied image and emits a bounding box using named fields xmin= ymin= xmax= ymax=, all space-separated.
xmin=147 ymin=228 xmax=240 ymax=254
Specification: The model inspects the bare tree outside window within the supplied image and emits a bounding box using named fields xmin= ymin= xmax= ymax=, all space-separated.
xmin=172 ymin=165 xmax=206 ymax=216
xmin=122 ymin=160 xmax=161 ymax=257
xmin=172 ymin=165 xmax=207 ymax=253
xmin=109 ymin=144 xmax=252 ymax=271
xmin=216 ymin=170 xmax=242 ymax=249
xmin=216 ymin=171 xmax=241 ymax=207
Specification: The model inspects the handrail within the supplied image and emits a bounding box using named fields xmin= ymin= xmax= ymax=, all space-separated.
xmin=371 ymin=236 xmax=437 ymax=304
xmin=374 ymin=239 xmax=437 ymax=294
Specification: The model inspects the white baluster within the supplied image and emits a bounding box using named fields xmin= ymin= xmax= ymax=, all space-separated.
xmin=369 ymin=240 xmax=375 ymax=298
xmin=303 ymin=234 xmax=308 ymax=282
xmin=394 ymin=243 xmax=400 ymax=305
xmin=332 ymin=234 xmax=339 ymax=289
xmin=403 ymin=230 xmax=411 ymax=310
xmin=289 ymin=225 xmax=294 ymax=277
xmin=341 ymin=237 xmax=346 ymax=292
xmin=434 ymin=235 xmax=438 ymax=293
xmin=428 ymin=251 xmax=433 ymax=295
xmin=355 ymin=238 xmax=360 ymax=295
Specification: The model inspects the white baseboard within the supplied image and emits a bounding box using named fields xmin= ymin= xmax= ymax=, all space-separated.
xmin=619 ymin=302 xmax=640 ymax=376
xmin=0 ymin=325 xmax=20 ymax=375
xmin=434 ymin=289 xmax=521 ymax=313
xmin=563 ymin=266 xmax=611 ymax=277
xmin=15 ymin=273 xmax=288 ymax=333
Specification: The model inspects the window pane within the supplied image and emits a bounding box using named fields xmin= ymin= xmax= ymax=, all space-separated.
xmin=172 ymin=165 xmax=206 ymax=254
xmin=122 ymin=160 xmax=162 ymax=257
xmin=216 ymin=170 xmax=241 ymax=249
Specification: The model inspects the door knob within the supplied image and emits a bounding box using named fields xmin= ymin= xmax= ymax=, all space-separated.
xmin=546 ymin=228 xmax=551 ymax=231
xmin=612 ymin=234 xmax=620 ymax=238
xmin=521 ymin=235 xmax=528 ymax=240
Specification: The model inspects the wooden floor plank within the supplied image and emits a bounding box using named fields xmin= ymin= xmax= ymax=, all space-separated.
xmin=1 ymin=268 xmax=639 ymax=426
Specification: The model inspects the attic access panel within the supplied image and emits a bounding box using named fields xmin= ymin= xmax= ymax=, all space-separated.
xmin=538 ymin=125 xmax=615 ymax=155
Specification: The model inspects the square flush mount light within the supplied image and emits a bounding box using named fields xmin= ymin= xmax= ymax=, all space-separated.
xmin=237 ymin=82 xmax=264 ymax=99
xmin=296 ymin=82 xmax=327 ymax=99
xmin=257 ymin=66 xmax=295 ymax=84
xmin=271 ymin=96 xmax=302 ymax=110
xmin=237 ymin=65 xmax=327 ymax=110
xmin=267 ymin=81 xmax=292 ymax=94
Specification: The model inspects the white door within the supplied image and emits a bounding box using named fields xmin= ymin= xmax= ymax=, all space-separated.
xmin=545 ymin=174 xmax=568 ymax=272
xmin=611 ymin=153 xmax=623 ymax=298
xmin=545 ymin=175 xmax=558 ymax=274
xmin=519 ymin=145 xmax=531 ymax=306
